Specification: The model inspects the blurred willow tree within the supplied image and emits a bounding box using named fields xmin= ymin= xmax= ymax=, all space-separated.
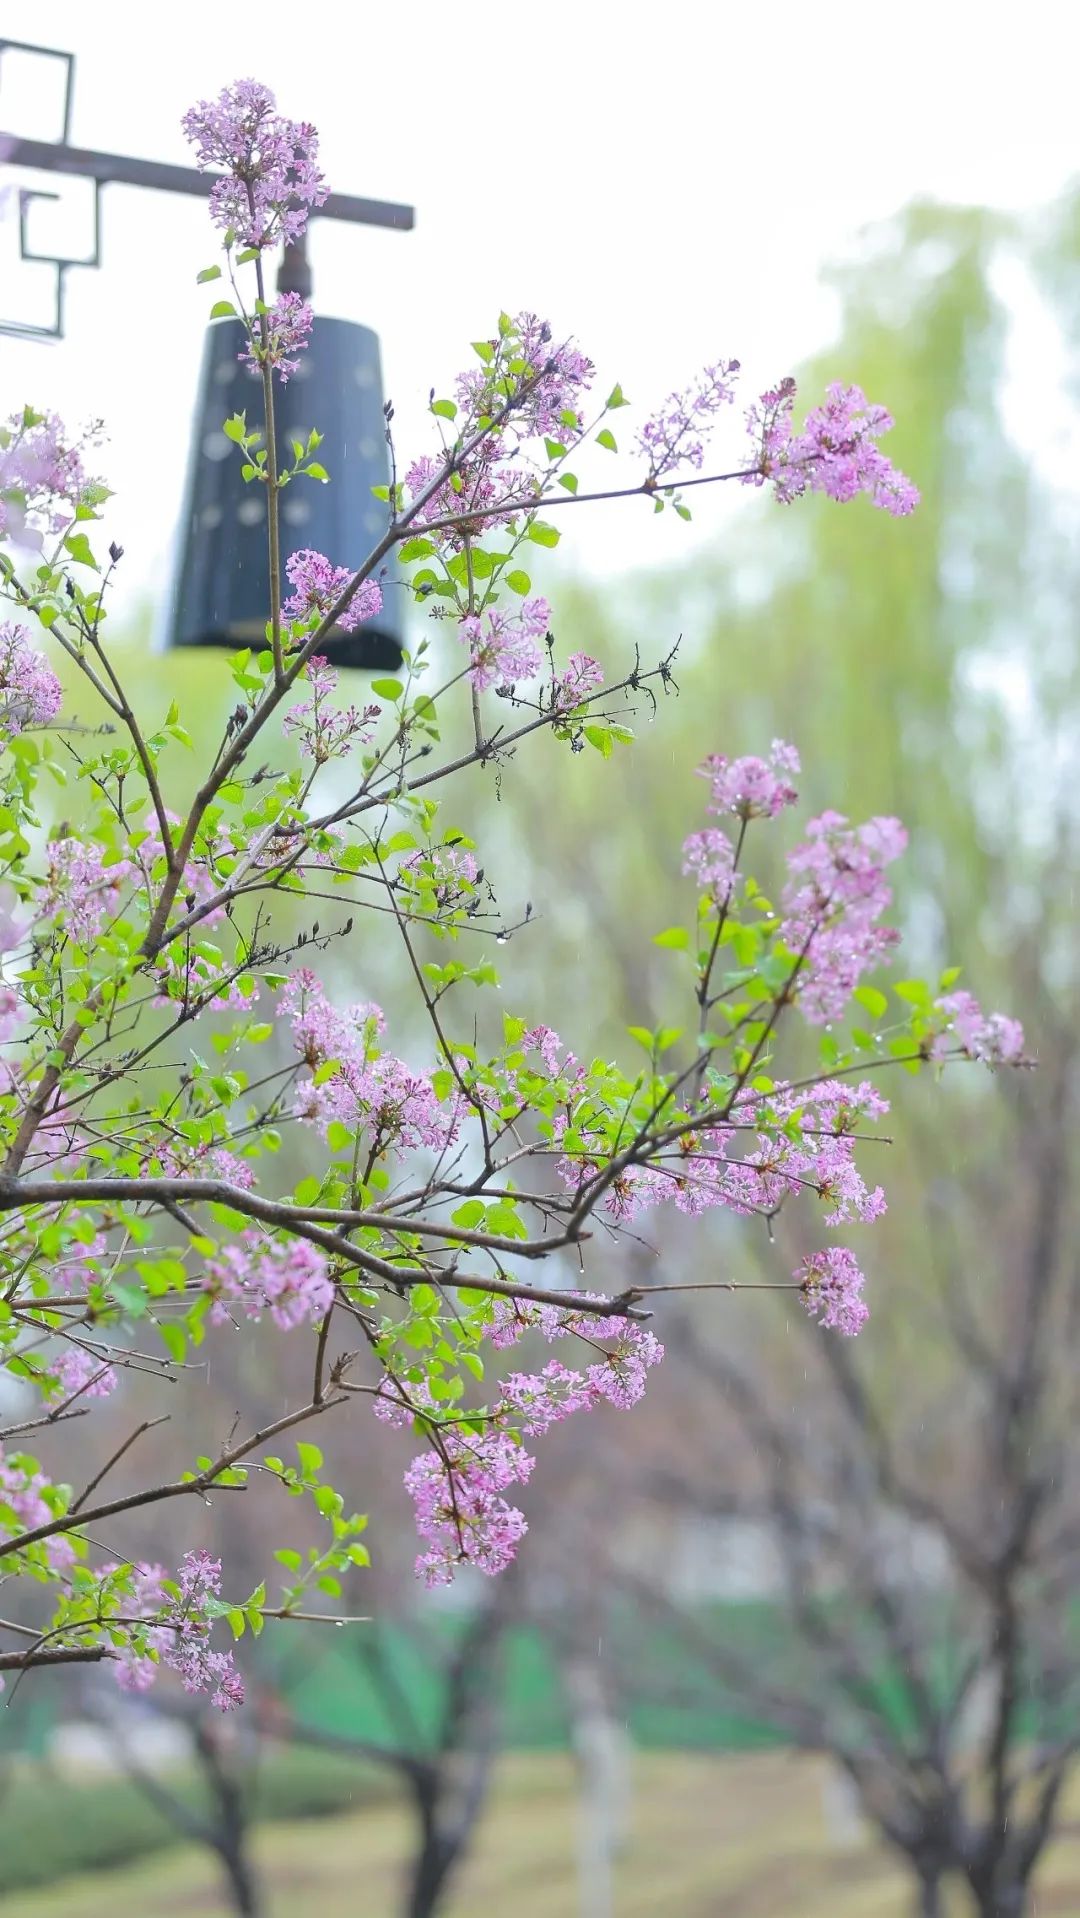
xmin=495 ymin=196 xmax=1079 ymax=1033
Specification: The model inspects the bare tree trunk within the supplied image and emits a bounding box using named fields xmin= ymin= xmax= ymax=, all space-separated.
xmin=404 ymin=1782 xmax=452 ymax=1918
xmin=914 ymin=1871 xmax=943 ymax=1918
xmin=967 ymin=1873 xmax=1031 ymax=1918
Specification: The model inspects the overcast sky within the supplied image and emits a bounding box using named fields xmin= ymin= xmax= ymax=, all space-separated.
xmin=1 ymin=0 xmax=1078 ymax=620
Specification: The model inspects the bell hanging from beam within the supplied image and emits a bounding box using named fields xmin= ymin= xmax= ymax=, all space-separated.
xmin=161 ymin=238 xmax=403 ymax=671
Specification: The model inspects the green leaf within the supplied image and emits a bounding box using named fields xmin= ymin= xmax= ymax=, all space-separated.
xmin=159 ymin=1321 xmax=186 ymax=1364
xmin=653 ymin=926 xmax=690 ymax=951
xmin=450 ymin=1200 xmax=485 ymax=1229
xmin=306 ymin=463 xmax=329 ymax=482
xmin=296 ymin=1441 xmax=323 ymax=1477
xmin=431 ymin=398 xmax=457 ymax=420
xmin=223 ymin=415 xmax=247 ymax=444
xmin=209 ymin=299 xmax=238 ymax=319
xmin=197 ymin=265 xmax=223 ymax=283
xmin=853 ymin=985 xmax=888 ymax=1020
xmin=506 ymin=569 xmax=531 ymax=596
xmin=528 ymin=520 xmax=561 ymax=548
xmin=596 ymin=428 xmax=618 ymax=452
xmin=606 ymin=383 xmax=629 ymax=408
xmin=63 ymin=532 xmax=99 ymax=572
xmin=371 ymin=678 xmax=403 ymax=701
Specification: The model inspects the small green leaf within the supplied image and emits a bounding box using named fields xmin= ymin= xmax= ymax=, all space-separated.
xmin=597 ymin=428 xmax=618 ymax=452
xmin=63 ymin=532 xmax=99 ymax=572
xmin=653 ymin=926 xmax=690 ymax=951
xmin=505 ymin=569 xmax=531 ymax=596
xmin=371 ymin=678 xmax=403 ymax=700
xmin=431 ymin=398 xmax=458 ymax=420
xmin=305 ymin=463 xmax=329 ymax=482
xmin=528 ymin=520 xmax=561 ymax=548
xmin=209 ymin=299 xmax=238 ymax=319
xmin=159 ymin=1321 xmax=186 ymax=1364
xmin=853 ymin=985 xmax=888 ymax=1020
xmin=197 ymin=265 xmax=223 ymax=284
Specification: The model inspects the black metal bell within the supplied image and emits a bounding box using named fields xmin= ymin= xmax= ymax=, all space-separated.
xmin=162 ymin=314 xmax=403 ymax=670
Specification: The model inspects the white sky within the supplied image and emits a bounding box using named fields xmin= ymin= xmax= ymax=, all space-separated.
xmin=1 ymin=0 xmax=1079 ymax=618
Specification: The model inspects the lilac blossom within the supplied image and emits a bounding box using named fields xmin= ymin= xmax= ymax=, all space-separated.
xmin=40 ymin=839 xmax=129 ymax=949
xmin=932 ymin=990 xmax=1025 ymax=1066
xmin=204 ymin=1232 xmax=334 ymax=1330
xmin=182 ymin=79 xmax=327 ymax=250
xmin=637 ymin=360 xmax=741 ymax=480
xmin=241 ymin=290 xmax=313 ymax=382
xmin=698 ymin=739 xmax=800 ymax=820
xmin=283 ymin=656 xmax=380 ymax=762
xmin=797 ymin=1247 xmax=869 ymax=1336
xmin=458 ymin=598 xmax=550 ymax=691
xmin=746 ymin=379 xmax=919 ymax=516
xmin=0 ymin=622 xmax=62 ymax=738
xmin=553 ymin=652 xmax=604 ymax=711
xmin=682 ymin=826 xmax=737 ymax=904
xmin=378 ymin=1306 xmax=663 ymax=1584
xmin=283 ymin=549 xmax=383 ymax=632
xmin=781 ymin=812 xmax=908 ymax=1025
xmin=51 ymin=1347 xmax=118 ymax=1401
xmin=281 ymin=971 xmax=457 ymax=1159
xmin=0 ymin=408 xmax=104 ymax=545
xmin=116 ymin=1550 xmax=244 ymax=1710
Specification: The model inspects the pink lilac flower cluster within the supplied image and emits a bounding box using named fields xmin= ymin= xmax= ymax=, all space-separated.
xmin=745 ymin=379 xmax=919 ymax=517
xmin=0 ymin=985 xmax=22 ymax=1044
xmin=204 ymin=1231 xmax=333 ymax=1330
xmin=404 ymin=314 xmax=592 ymax=548
xmin=682 ymin=826 xmax=737 ymax=905
xmin=796 ymin=1246 xmax=869 ymax=1336
xmin=457 ymin=597 xmax=550 ymax=691
xmin=552 ymin=652 xmax=604 ymax=712
xmin=151 ymin=1141 xmax=255 ymax=1191
xmin=377 ymin=1302 xmax=662 ymax=1585
xmin=50 ymin=1347 xmax=117 ymax=1401
xmin=932 ymin=990 xmax=1025 ymax=1066
xmin=636 ymin=360 xmax=741 ymax=480
xmin=283 ymin=656 xmax=381 ymax=762
xmin=181 ymin=79 xmax=327 ymax=249
xmin=45 ymin=1224 xmax=107 ymax=1295
xmin=402 ymin=1419 xmax=532 ymax=1585
xmin=283 ymin=549 xmax=383 ymax=633
xmin=0 ymin=1449 xmax=73 ymax=1570
xmin=556 ymin=1076 xmax=889 ymax=1235
xmin=781 ymin=811 xmax=907 ymax=1024
xmin=0 ymin=622 xmax=62 ymax=737
xmin=403 ymin=453 xmax=538 ymax=549
xmin=114 ymin=1551 xmax=244 ymax=1710
xmin=400 ymin=845 xmax=479 ymax=914
xmin=456 ymin=313 xmax=595 ymax=448
xmin=0 ymin=408 xmax=103 ymax=545
xmin=40 ymin=838 xmax=128 ymax=949
xmin=281 ymin=971 xmax=457 ymax=1158
xmin=241 ymin=290 xmax=313 ymax=383
xmin=697 ymin=738 xmax=800 ymax=821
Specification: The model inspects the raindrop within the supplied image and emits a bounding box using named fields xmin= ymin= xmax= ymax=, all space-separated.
xmin=495 ymin=932 xmax=508 ymax=946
